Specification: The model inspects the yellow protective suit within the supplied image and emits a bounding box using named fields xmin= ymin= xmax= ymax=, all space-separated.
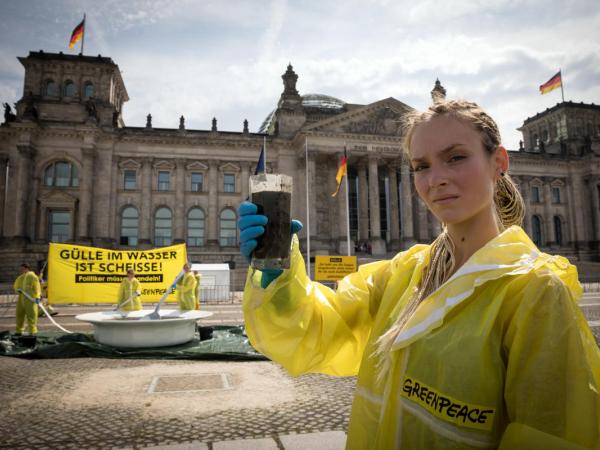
xmin=14 ymin=271 xmax=41 ymax=334
xmin=116 ymin=277 xmax=142 ymax=311
xmin=243 ymin=225 xmax=600 ymax=450
xmin=176 ymin=272 xmax=197 ymax=311
xmin=194 ymin=274 xmax=202 ymax=310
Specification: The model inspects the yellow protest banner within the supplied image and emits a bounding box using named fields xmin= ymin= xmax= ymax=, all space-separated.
xmin=48 ymin=243 xmax=187 ymax=304
xmin=315 ymin=255 xmax=357 ymax=281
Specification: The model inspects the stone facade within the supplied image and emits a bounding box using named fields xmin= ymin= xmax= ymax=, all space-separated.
xmin=1 ymin=51 xmax=599 ymax=285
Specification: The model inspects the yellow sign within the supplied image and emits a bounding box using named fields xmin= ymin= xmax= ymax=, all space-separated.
xmin=48 ymin=243 xmax=187 ymax=304
xmin=315 ymin=255 xmax=357 ymax=281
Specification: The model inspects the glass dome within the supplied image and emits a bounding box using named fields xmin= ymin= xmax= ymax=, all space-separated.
xmin=258 ymin=94 xmax=346 ymax=133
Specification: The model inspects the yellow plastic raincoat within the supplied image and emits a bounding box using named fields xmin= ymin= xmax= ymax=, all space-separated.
xmin=194 ymin=273 xmax=202 ymax=310
xmin=116 ymin=277 xmax=142 ymax=311
xmin=243 ymin=225 xmax=600 ymax=449
xmin=14 ymin=271 xmax=41 ymax=334
xmin=176 ymin=272 xmax=197 ymax=311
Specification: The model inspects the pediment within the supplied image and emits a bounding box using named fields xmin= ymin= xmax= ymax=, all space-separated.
xmin=153 ymin=159 xmax=175 ymax=169
xmin=219 ymin=162 xmax=240 ymax=172
xmin=530 ymin=177 xmax=543 ymax=186
xmin=187 ymin=161 xmax=208 ymax=171
xmin=39 ymin=190 xmax=77 ymax=206
xmin=303 ymin=97 xmax=413 ymax=136
xmin=118 ymin=158 xmax=141 ymax=169
xmin=550 ymin=178 xmax=565 ymax=187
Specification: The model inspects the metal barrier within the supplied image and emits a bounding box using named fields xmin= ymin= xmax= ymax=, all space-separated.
xmin=583 ymin=282 xmax=600 ymax=293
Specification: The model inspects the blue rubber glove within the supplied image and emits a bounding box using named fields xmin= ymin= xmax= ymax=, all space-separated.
xmin=238 ymin=201 xmax=303 ymax=288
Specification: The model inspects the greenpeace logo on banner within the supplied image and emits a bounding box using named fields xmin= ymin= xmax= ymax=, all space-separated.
xmin=48 ymin=243 xmax=187 ymax=304
xmin=401 ymin=377 xmax=495 ymax=431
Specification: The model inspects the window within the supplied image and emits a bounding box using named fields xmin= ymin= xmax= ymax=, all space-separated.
xmin=123 ymin=170 xmax=137 ymax=190
xmin=120 ymin=207 xmax=138 ymax=246
xmin=83 ymin=82 xmax=94 ymax=98
xmin=554 ymin=216 xmax=562 ymax=246
xmin=45 ymin=79 xmax=57 ymax=96
xmin=187 ymin=208 xmax=205 ymax=246
xmin=64 ymin=81 xmax=75 ymax=97
xmin=552 ymin=187 xmax=561 ymax=204
xmin=223 ymin=173 xmax=235 ymax=192
xmin=48 ymin=211 xmax=71 ymax=242
xmin=532 ymin=215 xmax=542 ymax=247
xmin=542 ymin=129 xmax=549 ymax=142
xmin=44 ymin=161 xmax=79 ymax=187
xmin=531 ymin=186 xmax=540 ymax=203
xmin=219 ymin=209 xmax=237 ymax=246
xmin=154 ymin=208 xmax=172 ymax=246
xmin=191 ymin=172 xmax=203 ymax=192
xmin=157 ymin=171 xmax=170 ymax=191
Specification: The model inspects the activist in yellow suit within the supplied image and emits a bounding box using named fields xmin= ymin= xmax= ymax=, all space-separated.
xmin=13 ymin=263 xmax=41 ymax=334
xmin=176 ymin=264 xmax=197 ymax=311
xmin=194 ymin=271 xmax=202 ymax=310
xmin=240 ymin=101 xmax=600 ymax=449
xmin=116 ymin=269 xmax=142 ymax=311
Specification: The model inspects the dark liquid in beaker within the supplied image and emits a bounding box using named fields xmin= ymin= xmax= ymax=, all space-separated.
xmin=252 ymin=190 xmax=292 ymax=262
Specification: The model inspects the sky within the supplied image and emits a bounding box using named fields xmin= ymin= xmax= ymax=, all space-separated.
xmin=1 ymin=0 xmax=599 ymax=149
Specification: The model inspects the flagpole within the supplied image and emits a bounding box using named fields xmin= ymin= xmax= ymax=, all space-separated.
xmin=263 ymin=135 xmax=267 ymax=174
xmin=560 ymin=68 xmax=565 ymax=102
xmin=305 ymin=136 xmax=311 ymax=278
xmin=344 ymin=146 xmax=351 ymax=256
xmin=81 ymin=13 xmax=86 ymax=55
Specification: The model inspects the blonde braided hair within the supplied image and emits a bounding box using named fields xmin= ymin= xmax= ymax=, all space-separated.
xmin=374 ymin=100 xmax=525 ymax=383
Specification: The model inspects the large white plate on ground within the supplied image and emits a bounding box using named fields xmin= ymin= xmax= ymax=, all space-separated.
xmin=75 ymin=309 xmax=213 ymax=348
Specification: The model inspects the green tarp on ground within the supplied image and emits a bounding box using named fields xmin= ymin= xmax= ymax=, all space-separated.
xmin=0 ymin=326 xmax=268 ymax=360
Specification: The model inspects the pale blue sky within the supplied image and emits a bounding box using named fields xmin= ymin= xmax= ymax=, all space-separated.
xmin=1 ymin=0 xmax=599 ymax=148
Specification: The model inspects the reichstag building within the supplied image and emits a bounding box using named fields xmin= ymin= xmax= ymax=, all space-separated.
xmin=0 ymin=50 xmax=599 ymax=285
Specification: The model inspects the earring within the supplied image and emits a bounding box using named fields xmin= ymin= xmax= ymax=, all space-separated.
xmin=500 ymin=172 xmax=505 ymax=177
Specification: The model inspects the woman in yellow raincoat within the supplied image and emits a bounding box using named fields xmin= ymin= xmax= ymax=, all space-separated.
xmin=176 ymin=264 xmax=197 ymax=311
xmin=116 ymin=269 xmax=142 ymax=311
xmin=238 ymin=100 xmax=600 ymax=449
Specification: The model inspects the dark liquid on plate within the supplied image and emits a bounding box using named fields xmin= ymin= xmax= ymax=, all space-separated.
xmin=251 ymin=190 xmax=292 ymax=263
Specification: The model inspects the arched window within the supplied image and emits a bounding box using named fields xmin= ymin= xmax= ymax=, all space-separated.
xmin=219 ymin=209 xmax=237 ymax=246
xmin=44 ymin=161 xmax=79 ymax=187
xmin=83 ymin=82 xmax=94 ymax=98
xmin=120 ymin=207 xmax=139 ymax=246
xmin=154 ymin=207 xmax=172 ymax=246
xmin=187 ymin=208 xmax=205 ymax=247
xmin=554 ymin=216 xmax=562 ymax=246
xmin=541 ymin=129 xmax=549 ymax=142
xmin=45 ymin=79 xmax=57 ymax=96
xmin=532 ymin=215 xmax=542 ymax=247
xmin=64 ymin=80 xmax=75 ymax=97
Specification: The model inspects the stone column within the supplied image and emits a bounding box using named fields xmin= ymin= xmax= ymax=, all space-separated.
xmin=307 ymin=152 xmax=318 ymax=240
xmin=400 ymin=161 xmax=415 ymax=247
xmin=336 ymin=153 xmax=353 ymax=255
xmin=568 ymin=170 xmax=587 ymax=250
xmin=241 ymin=162 xmax=250 ymax=200
xmin=368 ymin=155 xmax=385 ymax=255
xmin=589 ymin=176 xmax=600 ymax=242
xmin=387 ymin=163 xmax=400 ymax=250
xmin=0 ymin=153 xmax=7 ymax=237
xmin=173 ymin=159 xmax=186 ymax=243
xmin=93 ymin=149 xmax=115 ymax=244
xmin=519 ymin=176 xmax=531 ymax=236
xmin=77 ymin=146 xmax=95 ymax=242
xmin=357 ymin=161 xmax=369 ymax=242
xmin=138 ymin=157 xmax=153 ymax=247
xmin=542 ymin=177 xmax=554 ymax=247
xmin=13 ymin=144 xmax=36 ymax=240
xmin=207 ymin=160 xmax=219 ymax=246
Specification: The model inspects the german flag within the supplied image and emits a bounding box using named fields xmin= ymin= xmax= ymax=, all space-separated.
xmin=69 ymin=17 xmax=85 ymax=49
xmin=331 ymin=148 xmax=348 ymax=197
xmin=539 ymin=71 xmax=562 ymax=95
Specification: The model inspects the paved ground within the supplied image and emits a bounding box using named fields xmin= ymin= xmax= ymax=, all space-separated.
xmin=1 ymin=290 xmax=599 ymax=449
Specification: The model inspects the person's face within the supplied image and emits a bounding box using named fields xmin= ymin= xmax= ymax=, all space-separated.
xmin=183 ymin=264 xmax=190 ymax=273
xmin=408 ymin=115 xmax=507 ymax=226
xmin=20 ymin=266 xmax=28 ymax=274
xmin=127 ymin=272 xmax=134 ymax=280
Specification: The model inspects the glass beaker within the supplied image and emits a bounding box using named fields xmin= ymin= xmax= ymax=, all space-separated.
xmin=249 ymin=173 xmax=293 ymax=270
